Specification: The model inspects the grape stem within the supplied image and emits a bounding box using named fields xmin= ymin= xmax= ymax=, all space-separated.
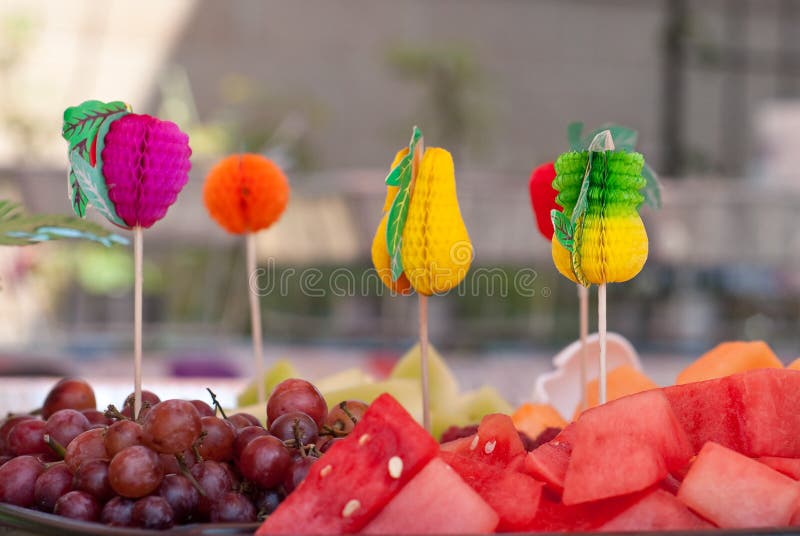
xmin=192 ymin=431 xmax=207 ymax=463
xmin=175 ymin=453 xmax=207 ymax=497
xmin=43 ymin=434 xmax=66 ymax=459
xmin=105 ymin=404 xmax=128 ymax=421
xmin=206 ymin=388 xmax=228 ymax=420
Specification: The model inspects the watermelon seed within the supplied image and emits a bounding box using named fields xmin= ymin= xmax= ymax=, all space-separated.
xmin=470 ymin=435 xmax=479 ymax=451
xmin=342 ymin=499 xmax=361 ymax=518
xmin=320 ymin=464 xmax=332 ymax=478
xmin=358 ymin=434 xmax=371 ymax=446
xmin=484 ymin=440 xmax=496 ymax=454
xmin=388 ymin=456 xmax=403 ymax=479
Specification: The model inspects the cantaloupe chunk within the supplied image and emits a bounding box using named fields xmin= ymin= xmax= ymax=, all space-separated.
xmin=512 ymin=403 xmax=566 ymax=438
xmin=576 ymin=364 xmax=658 ymax=418
xmin=676 ymin=340 xmax=782 ymax=385
xmin=787 ymin=358 xmax=800 ymax=371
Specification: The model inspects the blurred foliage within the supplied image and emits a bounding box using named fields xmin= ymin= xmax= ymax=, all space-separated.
xmin=385 ymin=44 xmax=489 ymax=162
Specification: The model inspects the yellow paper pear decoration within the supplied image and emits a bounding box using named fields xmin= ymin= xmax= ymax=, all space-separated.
xmin=371 ymin=127 xmax=473 ymax=296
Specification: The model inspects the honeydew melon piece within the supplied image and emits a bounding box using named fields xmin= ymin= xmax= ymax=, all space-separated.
xmin=458 ymin=386 xmax=513 ymax=424
xmin=314 ymin=367 xmax=375 ymax=394
xmin=389 ymin=343 xmax=459 ymax=409
xmin=236 ymin=358 xmax=298 ymax=407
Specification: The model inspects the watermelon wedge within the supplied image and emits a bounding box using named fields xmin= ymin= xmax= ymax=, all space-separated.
xmin=599 ymin=488 xmax=713 ymax=531
xmin=439 ymin=450 xmax=543 ymax=532
xmin=525 ymin=489 xmax=649 ymax=532
xmin=442 ymin=413 xmax=525 ymax=469
xmin=256 ymin=394 xmax=438 ymax=535
xmin=521 ymin=424 xmax=575 ymax=494
xmin=562 ymin=389 xmax=693 ymax=505
xmin=677 ymin=441 xmax=800 ymax=528
xmin=360 ymin=458 xmax=498 ymax=534
xmin=757 ymin=456 xmax=800 ymax=480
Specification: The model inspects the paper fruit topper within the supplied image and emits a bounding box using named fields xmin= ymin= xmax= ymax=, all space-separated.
xmin=203 ymin=154 xmax=290 ymax=234
xmin=550 ymin=124 xmax=659 ymax=287
xmin=528 ymin=162 xmax=559 ymax=241
xmin=371 ymin=126 xmax=473 ymax=296
xmin=61 ymin=100 xmax=192 ymax=229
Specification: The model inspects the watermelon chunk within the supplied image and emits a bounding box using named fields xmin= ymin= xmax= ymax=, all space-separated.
xmin=525 ymin=489 xmax=648 ymax=532
xmin=599 ymin=488 xmax=713 ymax=531
xmin=562 ymin=389 xmax=693 ymax=505
xmin=257 ymin=394 xmax=439 ymax=535
xmin=444 ymin=414 xmax=525 ymax=468
xmin=360 ymin=458 xmax=498 ymax=534
xmin=440 ymin=450 xmax=543 ymax=532
xmin=521 ymin=424 xmax=575 ymax=494
xmin=666 ymin=369 xmax=800 ymax=457
xmin=757 ymin=456 xmax=800 ymax=480
xmin=677 ymin=441 xmax=800 ymax=528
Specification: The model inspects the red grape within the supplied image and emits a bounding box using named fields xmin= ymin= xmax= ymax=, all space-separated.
xmin=159 ymin=448 xmax=196 ymax=475
xmin=227 ymin=412 xmax=261 ymax=429
xmin=121 ymin=390 xmax=161 ymax=420
xmin=54 ymin=490 xmax=100 ymax=521
xmin=0 ymin=414 xmax=35 ymax=454
xmin=73 ymin=459 xmax=114 ymax=502
xmin=234 ymin=426 xmax=268 ymax=460
xmin=283 ymin=455 xmax=317 ymax=493
xmin=267 ymin=379 xmax=327 ymax=427
xmin=253 ymin=488 xmax=284 ymax=518
xmin=132 ymin=495 xmax=175 ymax=530
xmin=142 ymin=400 xmax=201 ymax=454
xmin=190 ymin=400 xmax=215 ymax=417
xmin=0 ymin=455 xmax=10 ymax=466
xmin=238 ymin=435 xmax=291 ymax=489
xmin=210 ymin=491 xmax=257 ymax=522
xmin=317 ymin=436 xmax=343 ymax=453
xmin=64 ymin=428 xmax=108 ymax=473
xmin=46 ymin=409 xmax=90 ymax=448
xmin=269 ymin=411 xmax=318 ymax=447
xmin=326 ymin=400 xmax=368 ymax=435
xmin=101 ymin=496 xmax=135 ymax=526
xmin=190 ymin=460 xmax=233 ymax=520
xmin=34 ymin=463 xmax=73 ymax=512
xmin=196 ymin=416 xmax=236 ymax=462
xmin=104 ymin=420 xmax=142 ymax=457
xmin=108 ymin=445 xmax=163 ymax=498
xmin=0 ymin=455 xmax=44 ymax=506
xmin=7 ymin=419 xmax=48 ymax=456
xmin=158 ymin=473 xmax=199 ymax=523
xmin=82 ymin=409 xmax=112 ymax=427
xmin=42 ymin=379 xmax=96 ymax=419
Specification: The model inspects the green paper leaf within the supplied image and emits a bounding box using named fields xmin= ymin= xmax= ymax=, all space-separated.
xmin=68 ymin=149 xmax=126 ymax=227
xmin=0 ymin=201 xmax=128 ymax=247
xmin=641 ymin=162 xmax=662 ymax=209
xmin=69 ymin=170 xmax=88 ymax=218
xmin=62 ymin=100 xmax=130 ymax=154
xmin=385 ymin=126 xmax=423 ymax=280
xmin=551 ymin=210 xmax=574 ymax=252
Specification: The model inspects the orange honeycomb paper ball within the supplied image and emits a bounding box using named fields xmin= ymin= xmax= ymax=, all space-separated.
xmin=203 ymin=154 xmax=290 ymax=234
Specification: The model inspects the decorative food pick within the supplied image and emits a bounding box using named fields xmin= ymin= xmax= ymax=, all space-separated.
xmin=550 ymin=125 xmax=654 ymax=406
xmin=372 ymin=126 xmax=473 ymax=431
xmin=529 ymin=161 xmax=590 ymax=412
xmin=203 ymin=154 xmax=290 ymax=405
xmin=62 ymin=99 xmax=191 ymax=418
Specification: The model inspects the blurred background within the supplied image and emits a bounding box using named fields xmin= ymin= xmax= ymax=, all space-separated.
xmin=0 ymin=0 xmax=799 ymax=392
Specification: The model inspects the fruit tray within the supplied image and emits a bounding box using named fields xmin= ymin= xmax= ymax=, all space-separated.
xmin=0 ymin=503 xmax=258 ymax=535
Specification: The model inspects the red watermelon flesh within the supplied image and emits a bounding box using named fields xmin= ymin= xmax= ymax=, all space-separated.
xmin=665 ymin=368 xmax=800 ymax=458
xmin=525 ymin=489 xmax=649 ymax=532
xmin=360 ymin=457 xmax=498 ymax=534
xmin=439 ymin=434 xmax=474 ymax=454
xmin=521 ymin=424 xmax=575 ymax=494
xmin=599 ymin=488 xmax=713 ymax=531
xmin=447 ymin=414 xmax=525 ymax=468
xmin=562 ymin=389 xmax=693 ymax=505
xmin=439 ymin=450 xmax=543 ymax=532
xmin=257 ymin=393 xmax=439 ymax=535
xmin=757 ymin=456 xmax=800 ymax=480
xmin=677 ymin=441 xmax=800 ymax=528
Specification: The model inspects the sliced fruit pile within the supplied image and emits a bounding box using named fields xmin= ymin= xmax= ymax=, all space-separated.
xmin=257 ymin=367 xmax=800 ymax=534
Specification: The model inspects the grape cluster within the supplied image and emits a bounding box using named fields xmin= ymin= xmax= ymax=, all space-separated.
xmin=0 ymin=377 xmax=368 ymax=530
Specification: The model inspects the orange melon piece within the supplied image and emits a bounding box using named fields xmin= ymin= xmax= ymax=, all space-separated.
xmin=787 ymin=358 xmax=800 ymax=371
xmin=576 ymin=364 xmax=658 ymax=418
xmin=512 ymin=403 xmax=567 ymax=438
xmin=676 ymin=341 xmax=782 ymax=385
